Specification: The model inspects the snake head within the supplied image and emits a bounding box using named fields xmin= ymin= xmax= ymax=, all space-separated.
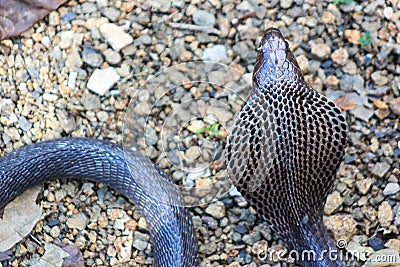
xmin=253 ymin=28 xmax=302 ymax=87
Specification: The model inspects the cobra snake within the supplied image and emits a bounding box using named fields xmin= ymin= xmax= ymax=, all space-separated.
xmin=0 ymin=28 xmax=347 ymax=266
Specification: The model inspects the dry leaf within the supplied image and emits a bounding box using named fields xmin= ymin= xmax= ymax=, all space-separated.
xmin=32 ymin=243 xmax=70 ymax=267
xmin=54 ymin=240 xmax=84 ymax=267
xmin=335 ymin=95 xmax=358 ymax=111
xmin=0 ymin=0 xmax=68 ymax=40
xmin=0 ymin=185 xmax=42 ymax=252
xmin=0 ymin=250 xmax=12 ymax=261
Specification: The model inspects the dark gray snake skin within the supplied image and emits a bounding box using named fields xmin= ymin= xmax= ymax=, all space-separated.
xmin=0 ymin=138 xmax=198 ymax=266
xmin=0 ymin=28 xmax=347 ymax=266
xmin=226 ymin=28 xmax=348 ymax=266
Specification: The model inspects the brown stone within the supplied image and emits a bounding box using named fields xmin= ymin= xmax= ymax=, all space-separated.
xmin=324 ymin=191 xmax=343 ymax=215
xmin=322 ymin=11 xmax=335 ymax=24
xmin=331 ymin=48 xmax=349 ymax=66
xmin=373 ymin=100 xmax=389 ymax=109
xmin=389 ymin=98 xmax=400 ymax=115
xmin=325 ymin=75 xmax=340 ymax=88
xmin=356 ymin=178 xmax=374 ymax=195
xmin=385 ymin=239 xmax=400 ymax=253
xmin=378 ymin=201 xmax=393 ymax=227
xmin=324 ymin=214 xmax=357 ymax=242
xmin=344 ymin=29 xmax=361 ymax=45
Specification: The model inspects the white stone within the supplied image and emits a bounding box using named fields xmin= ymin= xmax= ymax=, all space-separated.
xmin=59 ymin=31 xmax=74 ymax=49
xmin=243 ymin=73 xmax=252 ymax=84
xmin=228 ymin=185 xmax=242 ymax=197
xmin=43 ymin=93 xmax=59 ymax=102
xmin=96 ymin=0 xmax=108 ymax=7
xmin=99 ymin=23 xmax=133 ymax=51
xmin=87 ymin=68 xmax=120 ymax=95
xmin=202 ymin=45 xmax=228 ymax=62
xmin=68 ymin=72 xmax=78 ymax=89
xmin=383 ymin=183 xmax=400 ymax=195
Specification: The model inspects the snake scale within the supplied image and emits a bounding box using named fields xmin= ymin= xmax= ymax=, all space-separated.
xmin=0 ymin=28 xmax=347 ymax=266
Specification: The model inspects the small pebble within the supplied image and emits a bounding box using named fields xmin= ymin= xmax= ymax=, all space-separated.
xmin=99 ymin=23 xmax=133 ymax=51
xmin=331 ymin=48 xmax=349 ymax=66
xmin=311 ymin=43 xmax=331 ymax=60
xmin=369 ymin=237 xmax=384 ymax=251
xmin=66 ymin=213 xmax=89 ymax=230
xmin=103 ymin=49 xmax=122 ymax=65
xmin=205 ymin=201 xmax=226 ymax=219
xmin=324 ymin=192 xmax=343 ymax=215
xmin=350 ymin=105 xmax=374 ymax=122
xmin=280 ymin=0 xmax=293 ymax=9
xmin=371 ymin=71 xmax=389 ymax=86
xmin=202 ymin=45 xmax=228 ymax=62
xmin=18 ymin=116 xmax=32 ymax=132
xmin=242 ymin=231 xmax=260 ymax=245
xmin=82 ymin=50 xmax=103 ymax=68
xmin=47 ymin=219 xmax=60 ymax=227
xmin=371 ymin=162 xmax=391 ymax=178
xmin=62 ymin=12 xmax=76 ymax=22
xmin=383 ymin=183 xmax=400 ymax=195
xmin=389 ymin=98 xmax=400 ymax=115
xmin=324 ymin=214 xmax=357 ymax=241
xmin=87 ymin=68 xmax=120 ymax=96
xmin=378 ymin=201 xmax=393 ymax=227
xmin=199 ymin=241 xmax=217 ymax=255
xmin=192 ymin=10 xmax=216 ymax=26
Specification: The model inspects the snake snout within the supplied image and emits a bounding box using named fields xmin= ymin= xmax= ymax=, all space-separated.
xmin=254 ymin=28 xmax=300 ymax=85
xmin=258 ymin=27 xmax=288 ymax=52
xmin=256 ymin=28 xmax=292 ymax=70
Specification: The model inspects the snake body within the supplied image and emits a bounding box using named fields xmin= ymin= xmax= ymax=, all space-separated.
xmin=0 ymin=138 xmax=198 ymax=266
xmin=226 ymin=28 xmax=348 ymax=266
xmin=0 ymin=28 xmax=347 ymax=266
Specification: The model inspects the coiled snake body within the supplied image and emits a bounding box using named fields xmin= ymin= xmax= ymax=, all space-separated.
xmin=0 ymin=28 xmax=347 ymax=266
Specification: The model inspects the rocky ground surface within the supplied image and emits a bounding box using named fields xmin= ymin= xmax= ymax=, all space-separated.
xmin=0 ymin=0 xmax=399 ymax=266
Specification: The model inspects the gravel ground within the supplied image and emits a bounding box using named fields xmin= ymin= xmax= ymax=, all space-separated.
xmin=0 ymin=0 xmax=399 ymax=266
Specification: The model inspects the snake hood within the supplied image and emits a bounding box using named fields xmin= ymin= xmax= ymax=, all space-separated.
xmin=226 ymin=28 xmax=348 ymax=266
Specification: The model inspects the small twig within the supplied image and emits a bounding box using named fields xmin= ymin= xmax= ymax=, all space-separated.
xmin=168 ymin=22 xmax=220 ymax=34
xmin=238 ymin=11 xmax=256 ymax=22
xmin=71 ymin=188 xmax=83 ymax=203
xmin=117 ymin=70 xmax=135 ymax=85
xmin=370 ymin=225 xmax=386 ymax=238
xmin=340 ymin=14 xmax=349 ymax=42
xmin=132 ymin=71 xmax=149 ymax=77
xmin=156 ymin=10 xmax=179 ymax=24
xmin=29 ymin=234 xmax=43 ymax=246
